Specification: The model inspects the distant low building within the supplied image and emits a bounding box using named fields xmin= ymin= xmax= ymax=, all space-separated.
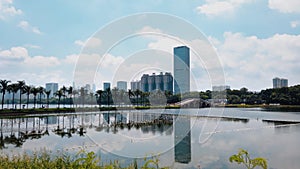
xmin=273 ymin=77 xmax=288 ymax=88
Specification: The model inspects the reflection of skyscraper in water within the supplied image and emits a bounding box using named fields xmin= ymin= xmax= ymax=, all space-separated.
xmin=174 ymin=114 xmax=191 ymax=164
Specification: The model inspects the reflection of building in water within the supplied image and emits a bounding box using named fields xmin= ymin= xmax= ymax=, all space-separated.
xmin=45 ymin=116 xmax=57 ymax=125
xmin=128 ymin=112 xmax=161 ymax=123
xmin=174 ymin=115 xmax=191 ymax=164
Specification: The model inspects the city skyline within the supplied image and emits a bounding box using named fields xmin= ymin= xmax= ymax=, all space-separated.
xmin=0 ymin=1 xmax=299 ymax=91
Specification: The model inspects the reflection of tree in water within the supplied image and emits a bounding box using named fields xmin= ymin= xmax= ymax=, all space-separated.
xmin=0 ymin=112 xmax=174 ymax=149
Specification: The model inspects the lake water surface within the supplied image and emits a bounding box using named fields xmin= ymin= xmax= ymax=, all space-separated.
xmin=1 ymin=108 xmax=300 ymax=169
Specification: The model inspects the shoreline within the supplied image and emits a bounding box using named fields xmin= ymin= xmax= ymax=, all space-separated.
xmin=1 ymin=104 xmax=300 ymax=117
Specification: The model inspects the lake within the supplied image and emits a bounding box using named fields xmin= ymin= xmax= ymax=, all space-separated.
xmin=1 ymin=108 xmax=300 ymax=169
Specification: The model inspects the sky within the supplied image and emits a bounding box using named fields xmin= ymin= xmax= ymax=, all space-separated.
xmin=0 ymin=0 xmax=300 ymax=91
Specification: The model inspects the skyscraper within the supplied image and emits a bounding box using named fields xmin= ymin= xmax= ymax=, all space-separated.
xmin=281 ymin=78 xmax=288 ymax=88
xmin=273 ymin=77 xmax=288 ymax=88
xmin=45 ymin=83 xmax=58 ymax=98
xmin=117 ymin=81 xmax=127 ymax=91
xmin=174 ymin=46 xmax=190 ymax=95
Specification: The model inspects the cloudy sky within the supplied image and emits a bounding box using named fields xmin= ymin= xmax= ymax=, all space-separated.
xmin=0 ymin=0 xmax=299 ymax=91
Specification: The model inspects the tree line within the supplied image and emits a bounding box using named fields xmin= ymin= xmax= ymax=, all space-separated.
xmin=0 ymin=79 xmax=180 ymax=110
xmin=212 ymin=86 xmax=300 ymax=105
xmin=1 ymin=79 xmax=300 ymax=110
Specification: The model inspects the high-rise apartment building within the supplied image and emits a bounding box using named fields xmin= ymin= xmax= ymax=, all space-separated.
xmin=273 ymin=77 xmax=288 ymax=88
xmin=103 ymin=82 xmax=111 ymax=90
xmin=141 ymin=74 xmax=149 ymax=92
xmin=131 ymin=81 xmax=141 ymax=91
xmin=137 ymin=72 xmax=173 ymax=93
xmin=174 ymin=46 xmax=190 ymax=95
xmin=280 ymin=78 xmax=288 ymax=88
xmin=45 ymin=83 xmax=58 ymax=98
xmin=117 ymin=81 xmax=127 ymax=91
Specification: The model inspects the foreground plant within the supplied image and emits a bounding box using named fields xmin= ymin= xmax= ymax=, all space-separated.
xmin=229 ymin=149 xmax=267 ymax=169
xmin=0 ymin=150 xmax=168 ymax=169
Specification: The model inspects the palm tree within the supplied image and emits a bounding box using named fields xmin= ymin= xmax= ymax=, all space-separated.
xmin=0 ymin=80 xmax=11 ymax=109
xmin=30 ymin=87 xmax=39 ymax=109
xmin=23 ymin=85 xmax=32 ymax=109
xmin=128 ymin=89 xmax=134 ymax=106
xmin=17 ymin=81 xmax=25 ymax=109
xmin=45 ymin=90 xmax=51 ymax=108
xmin=61 ymin=86 xmax=67 ymax=107
xmin=8 ymin=83 xmax=19 ymax=109
xmin=55 ymin=90 xmax=64 ymax=109
xmin=96 ymin=90 xmax=104 ymax=108
xmin=134 ymin=89 xmax=142 ymax=106
xmin=67 ymin=86 xmax=73 ymax=108
xmin=37 ymin=86 xmax=44 ymax=108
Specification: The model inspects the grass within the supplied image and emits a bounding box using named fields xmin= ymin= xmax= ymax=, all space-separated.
xmin=0 ymin=150 xmax=169 ymax=169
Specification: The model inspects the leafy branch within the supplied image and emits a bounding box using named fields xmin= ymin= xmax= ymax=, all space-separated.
xmin=229 ymin=149 xmax=267 ymax=169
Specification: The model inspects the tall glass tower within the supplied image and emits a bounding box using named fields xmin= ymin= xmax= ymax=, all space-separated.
xmin=174 ymin=46 xmax=190 ymax=94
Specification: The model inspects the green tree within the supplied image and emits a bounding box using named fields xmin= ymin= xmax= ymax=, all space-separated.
xmin=67 ymin=86 xmax=73 ymax=108
xmin=96 ymin=90 xmax=104 ymax=108
xmin=45 ymin=90 xmax=51 ymax=108
xmin=0 ymin=80 xmax=11 ymax=109
xmin=30 ymin=87 xmax=39 ymax=109
xmin=23 ymin=85 xmax=32 ymax=109
xmin=37 ymin=86 xmax=45 ymax=108
xmin=17 ymin=80 xmax=25 ymax=109
xmin=61 ymin=86 xmax=67 ymax=107
xmin=55 ymin=90 xmax=64 ymax=109
xmin=8 ymin=83 xmax=19 ymax=109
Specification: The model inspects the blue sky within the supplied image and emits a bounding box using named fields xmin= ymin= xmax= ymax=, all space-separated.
xmin=0 ymin=0 xmax=300 ymax=91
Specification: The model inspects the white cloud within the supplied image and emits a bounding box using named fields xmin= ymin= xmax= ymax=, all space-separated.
xmin=136 ymin=26 xmax=163 ymax=34
xmin=74 ymin=37 xmax=102 ymax=48
xmin=196 ymin=0 xmax=253 ymax=17
xmin=74 ymin=40 xmax=85 ymax=47
xmin=24 ymin=55 xmax=60 ymax=67
xmin=63 ymin=54 xmax=78 ymax=64
xmin=17 ymin=20 xmax=42 ymax=35
xmin=290 ymin=20 xmax=300 ymax=28
xmin=0 ymin=46 xmax=28 ymax=59
xmin=215 ymin=32 xmax=300 ymax=90
xmin=0 ymin=46 xmax=77 ymax=86
xmin=0 ymin=0 xmax=22 ymax=20
xmin=268 ymin=0 xmax=300 ymax=13
xmin=101 ymin=53 xmax=124 ymax=68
